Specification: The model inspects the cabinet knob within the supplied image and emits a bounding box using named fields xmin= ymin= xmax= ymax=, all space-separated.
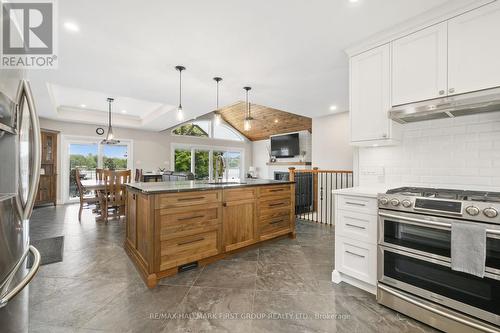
xmin=439 ymin=90 xmax=445 ymax=95
xmin=449 ymin=88 xmax=455 ymax=94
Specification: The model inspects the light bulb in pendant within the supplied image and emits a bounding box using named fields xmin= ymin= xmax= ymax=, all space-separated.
xmin=214 ymin=112 xmax=222 ymax=126
xmin=244 ymin=118 xmax=251 ymax=131
xmin=177 ymin=106 xmax=184 ymax=121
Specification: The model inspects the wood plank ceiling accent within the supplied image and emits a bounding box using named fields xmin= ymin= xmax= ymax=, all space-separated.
xmin=218 ymin=101 xmax=312 ymax=141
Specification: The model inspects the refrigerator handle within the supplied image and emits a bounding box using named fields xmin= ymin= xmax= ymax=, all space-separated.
xmin=0 ymin=246 xmax=40 ymax=308
xmin=16 ymin=80 xmax=41 ymax=220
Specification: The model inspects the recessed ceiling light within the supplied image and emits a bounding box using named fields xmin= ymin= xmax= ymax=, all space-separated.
xmin=80 ymin=104 xmax=86 ymax=108
xmin=349 ymin=0 xmax=359 ymax=3
xmin=64 ymin=21 xmax=79 ymax=32
xmin=329 ymin=105 xmax=338 ymax=111
xmin=121 ymin=110 xmax=127 ymax=114
xmin=274 ymin=119 xmax=279 ymax=123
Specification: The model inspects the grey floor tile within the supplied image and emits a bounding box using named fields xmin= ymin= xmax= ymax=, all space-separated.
xmin=81 ymin=284 xmax=189 ymax=332
xmin=256 ymin=261 xmax=321 ymax=293
xmin=194 ymin=260 xmax=257 ymax=290
xmin=258 ymin=245 xmax=308 ymax=265
xmin=162 ymin=286 xmax=253 ymax=333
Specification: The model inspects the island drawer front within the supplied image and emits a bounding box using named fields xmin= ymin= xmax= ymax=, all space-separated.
xmin=259 ymin=198 xmax=291 ymax=216
xmin=337 ymin=195 xmax=377 ymax=214
xmin=259 ymin=207 xmax=291 ymax=221
xmin=159 ymin=204 xmax=221 ymax=241
xmin=336 ymin=210 xmax=377 ymax=244
xmin=160 ymin=230 xmax=219 ymax=271
xmin=223 ymin=187 xmax=257 ymax=202
xmin=259 ymin=214 xmax=291 ymax=236
xmin=155 ymin=190 xmax=222 ymax=209
xmin=259 ymin=185 xmax=291 ymax=198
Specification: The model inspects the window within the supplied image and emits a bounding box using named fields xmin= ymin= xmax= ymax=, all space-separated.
xmin=172 ymin=121 xmax=209 ymax=137
xmin=171 ymin=119 xmax=244 ymax=142
xmin=174 ymin=148 xmax=192 ymax=172
xmin=172 ymin=145 xmax=243 ymax=181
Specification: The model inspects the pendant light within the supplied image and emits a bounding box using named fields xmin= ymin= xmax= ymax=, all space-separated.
xmin=175 ymin=65 xmax=186 ymax=121
xmin=101 ymin=97 xmax=120 ymax=145
xmin=243 ymin=86 xmax=253 ymax=131
xmin=213 ymin=77 xmax=223 ymax=126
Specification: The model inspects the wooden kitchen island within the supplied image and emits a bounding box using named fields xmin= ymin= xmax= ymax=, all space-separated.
xmin=124 ymin=179 xmax=295 ymax=288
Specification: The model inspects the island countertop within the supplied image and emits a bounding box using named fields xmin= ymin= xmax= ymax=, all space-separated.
xmin=126 ymin=179 xmax=295 ymax=194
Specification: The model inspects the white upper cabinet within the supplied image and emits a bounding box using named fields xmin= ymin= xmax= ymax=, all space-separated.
xmin=448 ymin=1 xmax=500 ymax=95
xmin=391 ymin=22 xmax=448 ymax=106
xmin=350 ymin=44 xmax=393 ymax=143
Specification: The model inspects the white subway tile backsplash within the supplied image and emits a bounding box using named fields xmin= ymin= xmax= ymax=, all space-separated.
xmin=358 ymin=114 xmax=500 ymax=189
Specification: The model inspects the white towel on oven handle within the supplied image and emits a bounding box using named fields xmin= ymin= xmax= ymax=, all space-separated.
xmin=451 ymin=221 xmax=486 ymax=278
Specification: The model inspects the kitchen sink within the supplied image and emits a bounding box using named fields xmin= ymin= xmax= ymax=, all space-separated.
xmin=207 ymin=181 xmax=246 ymax=185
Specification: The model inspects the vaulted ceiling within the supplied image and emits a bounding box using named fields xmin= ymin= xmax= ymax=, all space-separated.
xmin=24 ymin=0 xmax=469 ymax=131
xmin=219 ymin=102 xmax=311 ymax=141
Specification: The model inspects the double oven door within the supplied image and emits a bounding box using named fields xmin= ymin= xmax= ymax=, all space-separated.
xmin=378 ymin=209 xmax=500 ymax=326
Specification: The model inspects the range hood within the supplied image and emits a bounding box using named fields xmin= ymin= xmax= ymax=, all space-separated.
xmin=389 ymin=87 xmax=500 ymax=124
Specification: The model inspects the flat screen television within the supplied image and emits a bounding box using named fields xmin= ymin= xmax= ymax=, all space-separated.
xmin=271 ymin=133 xmax=300 ymax=158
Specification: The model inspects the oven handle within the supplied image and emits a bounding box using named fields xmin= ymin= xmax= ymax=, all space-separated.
xmin=379 ymin=212 xmax=500 ymax=236
xmin=378 ymin=284 xmax=500 ymax=333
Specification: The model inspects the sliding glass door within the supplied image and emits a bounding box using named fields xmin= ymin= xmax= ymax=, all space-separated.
xmin=63 ymin=136 xmax=132 ymax=203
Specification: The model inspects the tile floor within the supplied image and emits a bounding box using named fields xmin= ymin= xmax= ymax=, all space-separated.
xmin=28 ymin=204 xmax=438 ymax=333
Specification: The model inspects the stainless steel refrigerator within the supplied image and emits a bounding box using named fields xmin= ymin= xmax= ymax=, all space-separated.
xmin=0 ymin=69 xmax=42 ymax=332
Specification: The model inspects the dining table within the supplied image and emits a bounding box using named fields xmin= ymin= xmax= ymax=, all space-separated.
xmin=80 ymin=179 xmax=107 ymax=192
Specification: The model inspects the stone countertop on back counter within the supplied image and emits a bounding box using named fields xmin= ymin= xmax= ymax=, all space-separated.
xmin=126 ymin=179 xmax=295 ymax=194
xmin=332 ymin=185 xmax=392 ymax=198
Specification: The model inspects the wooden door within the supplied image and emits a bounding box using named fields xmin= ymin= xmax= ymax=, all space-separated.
xmin=391 ymin=22 xmax=448 ymax=105
xmin=222 ymin=198 xmax=256 ymax=252
xmin=448 ymin=1 xmax=500 ymax=95
xmin=350 ymin=43 xmax=391 ymax=142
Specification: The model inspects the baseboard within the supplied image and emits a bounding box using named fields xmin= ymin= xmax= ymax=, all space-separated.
xmin=332 ymin=269 xmax=376 ymax=295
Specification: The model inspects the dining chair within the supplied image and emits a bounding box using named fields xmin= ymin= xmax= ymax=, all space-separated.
xmin=75 ymin=168 xmax=103 ymax=222
xmin=100 ymin=170 xmax=131 ymax=221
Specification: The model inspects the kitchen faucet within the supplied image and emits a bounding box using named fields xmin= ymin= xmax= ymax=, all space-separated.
xmin=215 ymin=154 xmax=226 ymax=183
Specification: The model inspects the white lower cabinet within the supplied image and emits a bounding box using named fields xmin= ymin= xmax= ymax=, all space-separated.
xmin=333 ymin=193 xmax=378 ymax=294
xmin=335 ymin=236 xmax=377 ymax=284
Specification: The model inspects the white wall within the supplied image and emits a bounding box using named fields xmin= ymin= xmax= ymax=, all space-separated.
xmin=252 ymin=130 xmax=312 ymax=179
xmin=40 ymin=118 xmax=253 ymax=203
xmin=312 ymin=112 xmax=353 ymax=170
xmin=357 ymin=113 xmax=500 ymax=190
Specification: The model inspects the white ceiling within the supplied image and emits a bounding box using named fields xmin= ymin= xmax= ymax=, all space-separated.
xmin=27 ymin=0 xmax=465 ymax=131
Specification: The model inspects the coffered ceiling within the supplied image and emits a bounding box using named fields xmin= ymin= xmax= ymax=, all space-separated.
xmin=219 ymin=102 xmax=312 ymax=141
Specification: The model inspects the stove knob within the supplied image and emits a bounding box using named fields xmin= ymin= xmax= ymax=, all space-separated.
xmin=379 ymin=197 xmax=389 ymax=205
xmin=483 ymin=207 xmax=498 ymax=218
xmin=465 ymin=206 xmax=480 ymax=216
xmin=390 ymin=198 xmax=400 ymax=206
xmin=401 ymin=199 xmax=412 ymax=208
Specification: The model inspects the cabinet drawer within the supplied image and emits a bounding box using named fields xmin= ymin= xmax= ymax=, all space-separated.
xmin=259 ymin=198 xmax=291 ymax=216
xmin=259 ymin=214 xmax=291 ymax=236
xmin=337 ymin=195 xmax=377 ymax=214
xmin=335 ymin=236 xmax=376 ymax=285
xmin=160 ymin=230 xmax=219 ymax=270
xmin=259 ymin=185 xmax=291 ymax=198
xmin=155 ymin=190 xmax=221 ymax=209
xmin=223 ymin=187 xmax=257 ymax=202
xmin=158 ymin=203 xmax=221 ymax=241
xmin=336 ymin=210 xmax=377 ymax=244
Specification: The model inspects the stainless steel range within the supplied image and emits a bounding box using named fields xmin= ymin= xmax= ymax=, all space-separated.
xmin=377 ymin=187 xmax=500 ymax=333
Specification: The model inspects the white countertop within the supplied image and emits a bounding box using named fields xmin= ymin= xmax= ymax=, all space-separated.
xmin=332 ymin=185 xmax=390 ymax=198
